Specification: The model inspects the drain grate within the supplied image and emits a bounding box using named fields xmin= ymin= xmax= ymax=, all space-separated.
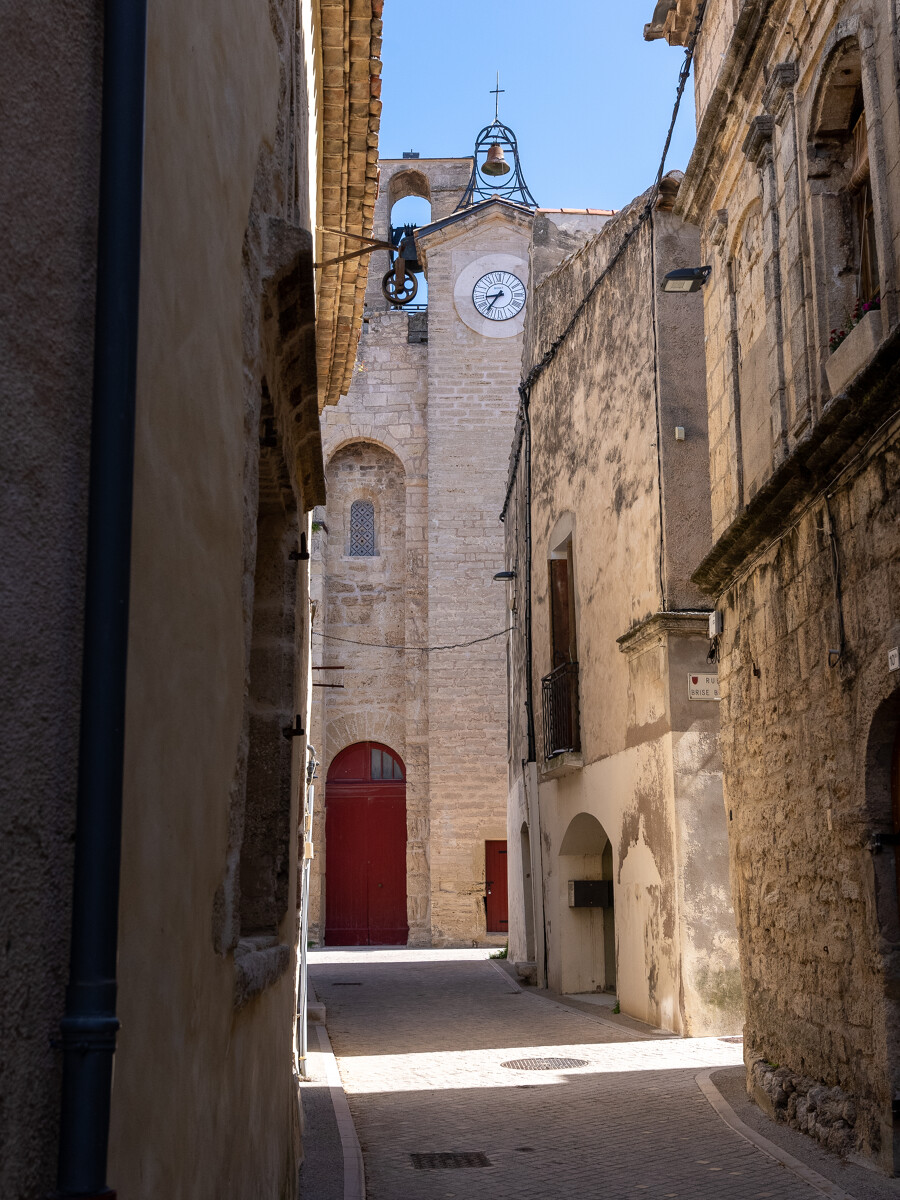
xmin=719 ymin=1035 xmax=743 ymax=1043
xmin=501 ymin=1057 xmax=589 ymax=1071
xmin=410 ymin=1152 xmax=492 ymax=1170
xmin=331 ymin=982 xmax=362 ymax=986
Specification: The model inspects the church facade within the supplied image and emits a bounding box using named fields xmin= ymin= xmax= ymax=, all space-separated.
xmin=308 ymin=139 xmax=607 ymax=946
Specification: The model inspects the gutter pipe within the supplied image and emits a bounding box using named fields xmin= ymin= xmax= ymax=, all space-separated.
xmin=57 ymin=1 xmax=147 ymax=1195
xmin=520 ymin=384 xmax=536 ymax=765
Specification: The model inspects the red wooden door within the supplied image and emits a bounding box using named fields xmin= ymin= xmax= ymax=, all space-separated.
xmin=325 ymin=742 xmax=408 ymax=946
xmin=485 ymin=839 xmax=508 ymax=934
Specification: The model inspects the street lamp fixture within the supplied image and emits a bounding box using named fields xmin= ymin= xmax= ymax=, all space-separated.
xmin=661 ymin=266 xmax=711 ymax=293
xmin=493 ymin=570 xmax=516 ymax=581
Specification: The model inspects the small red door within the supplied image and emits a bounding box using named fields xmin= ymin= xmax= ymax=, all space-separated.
xmin=325 ymin=742 xmax=408 ymax=946
xmin=485 ymin=840 xmax=508 ymax=934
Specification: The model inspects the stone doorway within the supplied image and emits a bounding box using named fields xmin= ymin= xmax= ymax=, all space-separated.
xmin=324 ymin=742 xmax=408 ymax=946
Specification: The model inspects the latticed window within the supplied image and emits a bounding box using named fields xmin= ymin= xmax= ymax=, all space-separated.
xmin=348 ymin=499 xmax=375 ymax=556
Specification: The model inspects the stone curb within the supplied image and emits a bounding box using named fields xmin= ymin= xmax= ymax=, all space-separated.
xmin=696 ymin=1067 xmax=856 ymax=1200
xmin=316 ymin=1022 xmax=366 ymax=1200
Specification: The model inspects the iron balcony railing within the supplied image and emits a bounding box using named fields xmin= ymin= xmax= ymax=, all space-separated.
xmin=541 ymin=661 xmax=581 ymax=758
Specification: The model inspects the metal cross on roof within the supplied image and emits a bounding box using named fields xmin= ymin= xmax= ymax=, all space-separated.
xmin=490 ymin=71 xmax=505 ymax=121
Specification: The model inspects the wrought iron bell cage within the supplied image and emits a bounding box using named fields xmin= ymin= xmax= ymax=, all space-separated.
xmin=455 ymin=120 xmax=538 ymax=211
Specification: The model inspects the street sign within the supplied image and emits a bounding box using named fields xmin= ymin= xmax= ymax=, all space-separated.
xmin=688 ymin=672 xmax=720 ymax=700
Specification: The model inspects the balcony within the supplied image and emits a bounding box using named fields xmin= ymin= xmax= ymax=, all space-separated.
xmin=541 ymin=661 xmax=581 ymax=760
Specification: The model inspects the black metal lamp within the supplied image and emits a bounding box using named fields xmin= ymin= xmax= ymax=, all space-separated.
xmin=661 ymin=265 xmax=711 ymax=293
xmin=493 ymin=570 xmax=516 ymax=581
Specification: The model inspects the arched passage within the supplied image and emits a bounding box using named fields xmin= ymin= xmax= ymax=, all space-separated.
xmin=557 ymin=812 xmax=616 ymax=994
xmin=325 ymin=741 xmax=408 ymax=945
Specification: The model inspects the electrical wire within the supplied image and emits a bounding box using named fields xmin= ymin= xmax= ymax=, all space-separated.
xmin=311 ymin=627 xmax=514 ymax=653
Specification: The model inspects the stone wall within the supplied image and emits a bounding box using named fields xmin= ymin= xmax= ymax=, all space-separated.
xmin=418 ymin=203 xmax=533 ymax=944
xmin=667 ymin=0 xmax=900 ymax=1170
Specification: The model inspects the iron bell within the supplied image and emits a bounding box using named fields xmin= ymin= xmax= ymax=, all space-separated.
xmin=482 ymin=141 xmax=511 ymax=176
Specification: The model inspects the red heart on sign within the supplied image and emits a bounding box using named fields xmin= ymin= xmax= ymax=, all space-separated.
xmin=691 ymin=676 xmax=699 ymax=684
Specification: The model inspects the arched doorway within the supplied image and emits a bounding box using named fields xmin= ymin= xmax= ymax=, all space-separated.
xmin=557 ymin=812 xmax=616 ymax=994
xmin=325 ymin=742 xmax=408 ymax=946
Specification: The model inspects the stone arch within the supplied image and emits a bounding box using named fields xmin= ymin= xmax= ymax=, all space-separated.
xmin=557 ymin=812 xmax=616 ymax=993
xmin=324 ymin=429 xmax=414 ymax=477
xmin=323 ymin=717 xmax=406 ymax=780
xmin=805 ymin=24 xmax=889 ymax=369
xmin=810 ymin=28 xmax=862 ymax=140
xmin=863 ymin=684 xmax=900 ymax=1147
xmin=388 ymin=168 xmax=431 ymax=208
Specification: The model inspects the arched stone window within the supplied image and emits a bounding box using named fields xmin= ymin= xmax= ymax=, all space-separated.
xmin=348 ymin=499 xmax=376 ymax=557
xmin=808 ymin=32 xmax=883 ymax=359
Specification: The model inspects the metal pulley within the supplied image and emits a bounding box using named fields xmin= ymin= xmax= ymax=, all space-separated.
xmin=381 ymin=229 xmax=419 ymax=306
xmin=314 ymin=224 xmax=423 ymax=309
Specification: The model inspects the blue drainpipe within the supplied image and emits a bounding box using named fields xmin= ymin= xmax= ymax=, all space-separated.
xmin=56 ymin=1 xmax=147 ymax=1194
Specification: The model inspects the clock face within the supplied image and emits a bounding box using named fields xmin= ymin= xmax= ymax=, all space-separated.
xmin=472 ymin=271 xmax=526 ymax=321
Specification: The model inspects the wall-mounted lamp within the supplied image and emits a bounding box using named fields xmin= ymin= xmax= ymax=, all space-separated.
xmin=493 ymin=570 xmax=516 ymax=581
xmin=675 ymin=426 xmax=685 ymax=441
xmin=661 ymin=266 xmax=711 ymax=293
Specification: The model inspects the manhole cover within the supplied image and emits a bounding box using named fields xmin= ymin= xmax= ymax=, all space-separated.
xmin=410 ymin=1152 xmax=492 ymax=1170
xmin=501 ymin=1057 xmax=589 ymax=1071
xmin=719 ymin=1035 xmax=743 ymax=1044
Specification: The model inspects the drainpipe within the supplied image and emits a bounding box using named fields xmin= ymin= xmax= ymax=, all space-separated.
xmin=520 ymin=385 xmax=536 ymax=765
xmin=57 ymin=1 xmax=147 ymax=1195
xmin=519 ymin=384 xmax=549 ymax=987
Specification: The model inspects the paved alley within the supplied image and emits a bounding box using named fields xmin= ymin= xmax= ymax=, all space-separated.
xmin=310 ymin=948 xmax=832 ymax=1200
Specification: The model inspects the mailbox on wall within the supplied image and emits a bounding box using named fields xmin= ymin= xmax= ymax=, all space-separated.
xmin=568 ymin=880 xmax=612 ymax=908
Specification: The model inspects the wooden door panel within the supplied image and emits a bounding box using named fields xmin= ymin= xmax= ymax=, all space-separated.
xmin=367 ymin=787 xmax=408 ymax=945
xmin=325 ymin=786 xmax=370 ymax=945
xmin=485 ymin=839 xmax=509 ymax=934
xmin=325 ymin=743 xmax=408 ymax=946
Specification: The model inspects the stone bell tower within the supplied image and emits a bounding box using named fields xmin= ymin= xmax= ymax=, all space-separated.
xmin=309 ymin=119 xmax=538 ymax=947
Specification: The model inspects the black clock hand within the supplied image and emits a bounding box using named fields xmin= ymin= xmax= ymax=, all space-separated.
xmin=486 ymin=290 xmax=505 ymax=310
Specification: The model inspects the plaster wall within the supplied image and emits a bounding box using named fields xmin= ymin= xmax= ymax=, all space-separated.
xmin=0 ymin=0 xmax=380 ymax=1193
xmin=106 ymin=1 xmax=320 ymax=1195
xmin=0 ymin=7 xmax=100 ymax=1194
xmin=506 ymin=187 xmax=740 ymax=1034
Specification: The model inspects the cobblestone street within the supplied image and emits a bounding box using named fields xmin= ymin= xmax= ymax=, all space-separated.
xmin=310 ymin=949 xmax=833 ymax=1200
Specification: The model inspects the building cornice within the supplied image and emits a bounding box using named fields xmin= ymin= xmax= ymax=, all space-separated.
xmin=692 ymin=323 xmax=900 ymax=596
xmin=675 ymin=0 xmax=779 ymax=223
xmin=315 ymin=0 xmax=384 ymax=409
xmin=617 ymin=611 xmax=712 ymax=656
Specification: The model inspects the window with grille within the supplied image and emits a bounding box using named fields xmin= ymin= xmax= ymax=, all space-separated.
xmin=348 ymin=500 xmax=375 ymax=556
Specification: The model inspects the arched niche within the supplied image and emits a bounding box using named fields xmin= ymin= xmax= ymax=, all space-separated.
xmin=557 ymin=812 xmax=616 ymax=994
xmin=325 ymin=440 xmax=406 ymax=560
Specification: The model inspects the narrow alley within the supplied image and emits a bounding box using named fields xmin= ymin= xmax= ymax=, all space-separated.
xmin=304 ymin=950 xmax=894 ymax=1200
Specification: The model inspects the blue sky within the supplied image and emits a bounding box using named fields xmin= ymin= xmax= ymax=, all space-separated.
xmin=378 ymin=0 xmax=697 ymax=215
